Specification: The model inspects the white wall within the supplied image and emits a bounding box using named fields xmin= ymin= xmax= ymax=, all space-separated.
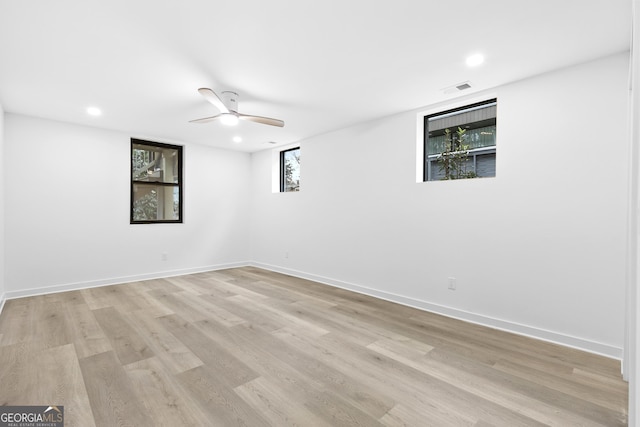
xmin=627 ymin=0 xmax=640 ymax=422
xmin=250 ymin=52 xmax=630 ymax=358
xmin=4 ymin=115 xmax=252 ymax=296
xmin=0 ymin=102 xmax=5 ymax=309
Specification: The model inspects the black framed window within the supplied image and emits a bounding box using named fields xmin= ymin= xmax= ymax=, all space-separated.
xmin=131 ymin=139 xmax=183 ymax=223
xmin=280 ymin=147 xmax=300 ymax=192
xmin=424 ymin=99 xmax=497 ymax=181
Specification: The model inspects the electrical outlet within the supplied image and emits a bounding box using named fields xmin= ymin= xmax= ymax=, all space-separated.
xmin=448 ymin=277 xmax=456 ymax=290
xmin=285 ymin=251 xmax=289 ymax=259
xmin=162 ymin=252 xmax=168 ymax=261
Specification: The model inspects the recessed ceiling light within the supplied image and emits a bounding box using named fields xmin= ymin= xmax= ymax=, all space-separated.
xmin=233 ymin=136 xmax=242 ymax=143
xmin=466 ymin=53 xmax=485 ymax=67
xmin=86 ymin=106 xmax=102 ymax=116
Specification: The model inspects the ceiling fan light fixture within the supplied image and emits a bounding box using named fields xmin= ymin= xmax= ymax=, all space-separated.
xmin=191 ymin=88 xmax=283 ymax=127
xmin=220 ymin=113 xmax=239 ymax=126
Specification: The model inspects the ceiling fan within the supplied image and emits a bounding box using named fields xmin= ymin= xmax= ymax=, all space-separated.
xmin=190 ymin=88 xmax=284 ymax=127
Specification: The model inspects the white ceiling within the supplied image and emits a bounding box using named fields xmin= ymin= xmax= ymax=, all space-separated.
xmin=0 ymin=0 xmax=632 ymax=152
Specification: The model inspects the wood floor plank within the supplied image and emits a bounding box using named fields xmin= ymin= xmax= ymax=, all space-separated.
xmin=52 ymin=289 xmax=87 ymax=306
xmin=0 ymin=298 xmax=36 ymax=346
xmin=82 ymin=285 xmax=143 ymax=313
xmin=31 ymin=344 xmax=96 ymax=427
xmin=234 ymin=376 xmax=331 ymax=427
xmin=335 ymin=297 xmax=609 ymax=383
xmin=228 ymin=278 xmax=301 ymax=304
xmin=180 ymin=275 xmax=241 ymax=299
xmin=64 ymin=303 xmax=112 ymax=359
xmin=0 ymin=266 xmax=628 ymax=426
xmin=212 ymin=294 xmax=286 ymax=333
xmin=192 ymin=319 xmax=329 ymax=392
xmin=157 ymin=313 xmax=259 ymax=388
xmin=366 ymin=336 xmax=434 ymax=365
xmin=175 ymin=365 xmax=271 ymax=427
xmin=270 ymin=298 xmax=383 ymax=346
xmin=125 ymin=309 xmax=203 ymax=374
xmin=171 ymin=291 xmax=247 ymax=327
xmin=402 ymin=348 xmax=620 ymax=426
xmin=124 ymin=291 xmax=175 ymax=318
xmin=191 ymin=318 xmax=394 ymax=424
xmin=273 ymin=323 xmax=565 ymax=426
xmin=162 ymin=276 xmax=204 ymax=295
xmin=198 ymin=275 xmax=271 ymax=301
xmin=134 ymin=278 xmax=183 ymax=294
xmin=80 ymin=288 xmax=113 ymax=311
xmin=0 ymin=340 xmax=46 ymax=405
xmin=572 ymin=366 xmax=630 ymax=393
xmin=231 ymin=322 xmax=393 ymax=422
xmin=79 ymin=351 xmax=150 ymax=427
xmin=145 ymin=290 xmax=209 ymax=323
xmin=428 ymin=347 xmax=627 ymax=425
xmin=380 ymin=402 xmax=477 ymax=427
xmin=400 ymin=304 xmax=619 ymax=380
xmin=124 ymin=357 xmax=210 ymax=426
xmin=0 ymin=342 xmax=95 ymax=426
xmin=227 ymin=293 xmax=330 ymax=337
xmin=196 ymin=293 xmax=251 ymax=327
xmin=92 ymin=307 xmax=154 ymax=365
xmin=493 ymin=358 xmax=627 ymax=413
xmin=32 ymin=299 xmax=73 ymax=349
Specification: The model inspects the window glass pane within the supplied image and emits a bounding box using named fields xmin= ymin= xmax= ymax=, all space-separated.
xmin=132 ymin=184 xmax=180 ymax=221
xmin=283 ymin=148 xmax=300 ymax=192
xmin=427 ymin=125 xmax=496 ymax=155
xmin=476 ymin=153 xmax=497 ymax=177
xmin=132 ymin=143 xmax=180 ymax=184
xmin=425 ymin=99 xmax=496 ymax=181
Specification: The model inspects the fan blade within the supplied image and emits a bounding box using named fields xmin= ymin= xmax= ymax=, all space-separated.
xmin=238 ymin=113 xmax=284 ymax=127
xmin=189 ymin=114 xmax=222 ymax=124
xmin=197 ymin=88 xmax=229 ymax=114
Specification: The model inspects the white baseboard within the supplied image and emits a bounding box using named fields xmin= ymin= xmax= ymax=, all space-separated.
xmin=3 ymin=261 xmax=250 ymax=301
xmin=250 ymin=261 xmax=623 ymax=361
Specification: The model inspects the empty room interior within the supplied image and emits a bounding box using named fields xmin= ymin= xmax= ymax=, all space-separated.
xmin=1 ymin=0 xmax=640 ymax=426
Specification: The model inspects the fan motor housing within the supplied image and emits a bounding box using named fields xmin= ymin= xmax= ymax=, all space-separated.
xmin=221 ymin=91 xmax=239 ymax=112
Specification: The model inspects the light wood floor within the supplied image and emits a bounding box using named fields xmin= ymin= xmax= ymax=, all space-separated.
xmin=0 ymin=267 xmax=628 ymax=426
